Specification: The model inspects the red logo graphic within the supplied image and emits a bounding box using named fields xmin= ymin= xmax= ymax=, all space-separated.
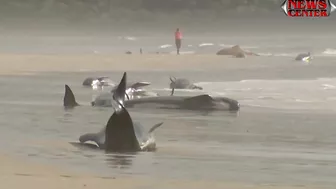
xmin=281 ymin=0 xmax=336 ymax=17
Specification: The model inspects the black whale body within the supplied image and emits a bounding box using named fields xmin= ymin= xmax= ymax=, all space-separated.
xmin=69 ymin=72 xmax=164 ymax=152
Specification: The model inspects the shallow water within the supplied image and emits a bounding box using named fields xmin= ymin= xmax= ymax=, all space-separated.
xmin=0 ymin=33 xmax=336 ymax=58
xmin=0 ymin=53 xmax=336 ymax=188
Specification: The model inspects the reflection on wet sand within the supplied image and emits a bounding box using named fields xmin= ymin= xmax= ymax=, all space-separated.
xmin=105 ymin=153 xmax=136 ymax=169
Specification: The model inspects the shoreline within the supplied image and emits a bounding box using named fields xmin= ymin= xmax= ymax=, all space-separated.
xmin=0 ymin=154 xmax=323 ymax=189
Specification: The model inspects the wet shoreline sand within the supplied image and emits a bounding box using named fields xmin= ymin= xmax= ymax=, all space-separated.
xmin=0 ymin=154 xmax=322 ymax=189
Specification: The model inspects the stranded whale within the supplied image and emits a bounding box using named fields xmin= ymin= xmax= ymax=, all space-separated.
xmin=74 ymin=72 xmax=164 ymax=152
xmin=295 ymin=52 xmax=312 ymax=62
xmin=66 ymin=74 xmax=240 ymax=112
xmin=91 ymin=81 xmax=158 ymax=107
xmin=91 ymin=77 xmax=240 ymax=112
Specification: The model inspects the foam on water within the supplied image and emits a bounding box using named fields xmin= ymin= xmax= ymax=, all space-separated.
xmin=159 ymin=44 xmax=172 ymax=49
xmin=155 ymin=40 xmax=336 ymax=59
xmin=196 ymin=78 xmax=336 ymax=111
xmin=322 ymin=48 xmax=336 ymax=56
xmin=117 ymin=36 xmax=137 ymax=41
xmin=198 ymin=43 xmax=214 ymax=47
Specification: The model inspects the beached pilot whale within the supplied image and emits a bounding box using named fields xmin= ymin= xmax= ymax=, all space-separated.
xmin=91 ymin=81 xmax=159 ymax=107
xmin=74 ymin=72 xmax=164 ymax=152
xmin=216 ymin=45 xmax=259 ymax=58
xmin=295 ymin=52 xmax=311 ymax=62
xmin=63 ymin=85 xmax=80 ymax=109
xmin=64 ymin=81 xmax=157 ymax=108
xmin=90 ymin=75 xmax=240 ymax=112
xmin=116 ymin=91 xmax=240 ymax=111
xmin=82 ymin=77 xmax=115 ymax=89
xmin=169 ymin=77 xmax=203 ymax=90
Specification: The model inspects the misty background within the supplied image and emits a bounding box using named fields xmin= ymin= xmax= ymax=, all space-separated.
xmin=0 ymin=0 xmax=335 ymax=36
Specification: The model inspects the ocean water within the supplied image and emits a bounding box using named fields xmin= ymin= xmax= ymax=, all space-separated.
xmin=0 ymin=34 xmax=336 ymax=188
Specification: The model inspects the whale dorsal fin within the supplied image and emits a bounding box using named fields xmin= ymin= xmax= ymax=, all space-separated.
xmin=148 ymin=122 xmax=164 ymax=133
xmin=111 ymin=72 xmax=127 ymax=112
xmin=64 ymin=85 xmax=79 ymax=108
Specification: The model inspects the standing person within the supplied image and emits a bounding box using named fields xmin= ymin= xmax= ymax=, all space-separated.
xmin=175 ymin=28 xmax=182 ymax=55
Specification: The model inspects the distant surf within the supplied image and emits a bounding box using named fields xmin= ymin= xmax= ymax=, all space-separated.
xmin=195 ymin=78 xmax=336 ymax=111
xmin=154 ymin=42 xmax=336 ymax=59
xmin=322 ymin=48 xmax=336 ymax=56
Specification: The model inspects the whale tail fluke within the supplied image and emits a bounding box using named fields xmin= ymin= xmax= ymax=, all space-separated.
xmin=148 ymin=122 xmax=164 ymax=133
xmin=64 ymin=85 xmax=79 ymax=108
xmin=105 ymin=101 xmax=140 ymax=152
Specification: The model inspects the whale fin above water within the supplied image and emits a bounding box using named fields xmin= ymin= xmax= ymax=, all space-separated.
xmin=112 ymin=72 xmax=127 ymax=112
xmin=148 ymin=122 xmax=164 ymax=133
xmin=105 ymin=72 xmax=143 ymax=152
xmin=170 ymin=77 xmax=176 ymax=96
xmin=64 ymin=85 xmax=79 ymax=108
xmin=105 ymin=100 xmax=140 ymax=153
xmin=78 ymin=72 xmax=164 ymax=152
xmin=110 ymin=80 xmax=149 ymax=100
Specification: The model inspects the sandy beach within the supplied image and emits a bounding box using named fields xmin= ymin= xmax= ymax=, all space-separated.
xmin=0 ymin=53 xmax=333 ymax=189
xmin=0 ymin=53 xmax=268 ymax=75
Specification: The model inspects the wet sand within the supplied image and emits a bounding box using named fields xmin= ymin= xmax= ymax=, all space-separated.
xmin=0 ymin=53 xmax=333 ymax=189
xmin=0 ymin=155 xmax=320 ymax=189
xmin=0 ymin=53 xmax=268 ymax=75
